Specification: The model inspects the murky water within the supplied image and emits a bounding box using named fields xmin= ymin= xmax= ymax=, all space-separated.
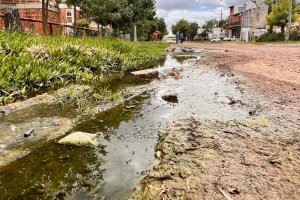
xmin=0 ymin=52 xmax=250 ymax=200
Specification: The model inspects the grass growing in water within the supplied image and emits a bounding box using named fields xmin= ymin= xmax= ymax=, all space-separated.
xmin=0 ymin=31 xmax=168 ymax=105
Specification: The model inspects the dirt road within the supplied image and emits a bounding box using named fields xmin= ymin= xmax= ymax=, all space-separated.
xmin=182 ymin=42 xmax=300 ymax=86
xmin=132 ymin=43 xmax=300 ymax=200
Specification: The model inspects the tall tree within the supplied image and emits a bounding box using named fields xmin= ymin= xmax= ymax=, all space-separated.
xmin=81 ymin=0 xmax=156 ymax=38
xmin=81 ymin=0 xmax=124 ymax=36
xmin=188 ymin=22 xmax=199 ymax=41
xmin=264 ymin=0 xmax=280 ymax=33
xmin=266 ymin=0 xmax=299 ymax=33
xmin=136 ymin=17 xmax=167 ymax=41
xmin=155 ymin=18 xmax=168 ymax=37
xmin=171 ymin=19 xmax=190 ymax=36
xmin=127 ymin=0 xmax=156 ymax=40
xmin=41 ymin=0 xmax=49 ymax=35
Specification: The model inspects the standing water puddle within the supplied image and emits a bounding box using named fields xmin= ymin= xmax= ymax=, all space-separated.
xmin=0 ymin=53 xmax=249 ymax=200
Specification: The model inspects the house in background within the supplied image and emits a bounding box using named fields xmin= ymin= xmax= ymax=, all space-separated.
xmin=240 ymin=2 xmax=268 ymax=42
xmin=0 ymin=0 xmax=80 ymax=35
xmin=59 ymin=4 xmax=80 ymax=35
xmin=226 ymin=1 xmax=268 ymax=41
xmin=227 ymin=4 xmax=243 ymax=39
xmin=209 ymin=27 xmax=222 ymax=39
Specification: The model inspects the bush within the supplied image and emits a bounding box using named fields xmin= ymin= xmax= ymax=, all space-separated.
xmin=290 ymin=32 xmax=300 ymax=41
xmin=77 ymin=19 xmax=90 ymax=28
xmin=257 ymin=33 xmax=285 ymax=42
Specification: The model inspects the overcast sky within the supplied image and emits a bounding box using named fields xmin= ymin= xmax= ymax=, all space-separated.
xmin=155 ymin=0 xmax=241 ymax=33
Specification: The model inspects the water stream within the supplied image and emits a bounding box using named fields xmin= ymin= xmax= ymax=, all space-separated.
xmin=0 ymin=52 xmax=250 ymax=200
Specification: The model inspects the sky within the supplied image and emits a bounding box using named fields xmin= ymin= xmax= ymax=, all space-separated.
xmin=155 ymin=0 xmax=242 ymax=33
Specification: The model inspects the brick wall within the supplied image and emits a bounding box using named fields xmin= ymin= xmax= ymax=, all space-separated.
xmin=0 ymin=0 xmax=55 ymax=4
xmin=0 ymin=2 xmax=82 ymax=35
xmin=229 ymin=7 xmax=242 ymax=27
xmin=0 ymin=0 xmax=62 ymax=35
xmin=19 ymin=9 xmax=60 ymax=34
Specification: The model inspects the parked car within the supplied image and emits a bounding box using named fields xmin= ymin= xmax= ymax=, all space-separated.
xmin=211 ymin=38 xmax=221 ymax=42
xmin=223 ymin=37 xmax=232 ymax=41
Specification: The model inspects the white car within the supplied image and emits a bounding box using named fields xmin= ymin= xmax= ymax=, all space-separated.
xmin=223 ymin=37 xmax=232 ymax=41
xmin=211 ymin=38 xmax=221 ymax=42
xmin=223 ymin=37 xmax=238 ymax=41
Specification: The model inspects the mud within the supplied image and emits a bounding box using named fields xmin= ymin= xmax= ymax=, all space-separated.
xmin=0 ymin=85 xmax=90 ymax=116
xmin=131 ymin=117 xmax=300 ymax=200
xmin=131 ymin=44 xmax=300 ymax=200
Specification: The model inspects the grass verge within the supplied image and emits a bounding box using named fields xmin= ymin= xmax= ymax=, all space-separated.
xmin=0 ymin=31 xmax=168 ymax=105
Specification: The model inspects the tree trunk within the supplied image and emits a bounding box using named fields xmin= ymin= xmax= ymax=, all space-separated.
xmin=281 ymin=25 xmax=285 ymax=34
xmin=73 ymin=1 xmax=77 ymax=36
xmin=133 ymin=24 xmax=137 ymax=42
xmin=101 ymin=24 xmax=104 ymax=37
xmin=41 ymin=0 xmax=47 ymax=35
xmin=268 ymin=24 xmax=274 ymax=33
xmin=97 ymin=23 xmax=100 ymax=37
xmin=4 ymin=11 xmax=23 ymax=31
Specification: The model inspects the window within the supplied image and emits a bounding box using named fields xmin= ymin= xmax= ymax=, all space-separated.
xmin=66 ymin=9 xmax=73 ymax=23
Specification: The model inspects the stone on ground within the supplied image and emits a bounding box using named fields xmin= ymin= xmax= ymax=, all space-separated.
xmin=162 ymin=91 xmax=178 ymax=102
xmin=131 ymin=68 xmax=158 ymax=78
xmin=58 ymin=132 xmax=101 ymax=146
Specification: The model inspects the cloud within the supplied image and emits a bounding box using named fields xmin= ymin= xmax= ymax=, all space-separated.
xmin=155 ymin=0 xmax=241 ymax=33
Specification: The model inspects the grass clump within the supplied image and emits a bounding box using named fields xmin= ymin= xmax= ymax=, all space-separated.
xmin=0 ymin=31 xmax=168 ymax=105
xmin=56 ymin=85 xmax=123 ymax=114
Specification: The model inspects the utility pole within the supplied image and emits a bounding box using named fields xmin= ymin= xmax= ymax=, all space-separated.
xmin=221 ymin=10 xmax=223 ymax=31
xmin=134 ymin=24 xmax=137 ymax=42
xmin=286 ymin=0 xmax=293 ymax=41
xmin=252 ymin=0 xmax=258 ymax=42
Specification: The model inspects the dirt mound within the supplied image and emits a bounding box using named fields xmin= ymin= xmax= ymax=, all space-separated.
xmin=131 ymin=117 xmax=300 ymax=200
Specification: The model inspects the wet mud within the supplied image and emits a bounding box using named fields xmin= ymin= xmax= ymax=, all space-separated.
xmin=131 ymin=118 xmax=299 ymax=200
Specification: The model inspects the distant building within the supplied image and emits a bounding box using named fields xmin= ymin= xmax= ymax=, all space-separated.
xmin=209 ymin=27 xmax=222 ymax=39
xmin=240 ymin=2 xmax=268 ymax=42
xmin=226 ymin=1 xmax=268 ymax=41
xmin=0 ymin=0 xmax=80 ymax=35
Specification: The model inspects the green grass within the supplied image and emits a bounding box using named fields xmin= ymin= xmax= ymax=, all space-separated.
xmin=0 ymin=31 xmax=168 ymax=104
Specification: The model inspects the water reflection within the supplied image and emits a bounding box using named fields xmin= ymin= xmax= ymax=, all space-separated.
xmin=0 ymin=144 xmax=105 ymax=199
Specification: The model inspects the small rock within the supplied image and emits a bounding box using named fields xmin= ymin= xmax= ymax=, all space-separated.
xmin=228 ymin=187 xmax=240 ymax=195
xmin=131 ymin=68 xmax=158 ymax=78
xmin=0 ymin=110 xmax=5 ymax=116
xmin=10 ymin=124 xmax=17 ymax=132
xmin=155 ymin=151 xmax=162 ymax=159
xmin=174 ymin=48 xmax=184 ymax=53
xmin=269 ymin=158 xmax=282 ymax=165
xmin=162 ymin=91 xmax=178 ymax=103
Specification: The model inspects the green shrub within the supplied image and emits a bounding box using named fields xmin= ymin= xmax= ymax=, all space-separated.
xmin=77 ymin=19 xmax=90 ymax=28
xmin=257 ymin=33 xmax=285 ymax=42
xmin=290 ymin=32 xmax=300 ymax=41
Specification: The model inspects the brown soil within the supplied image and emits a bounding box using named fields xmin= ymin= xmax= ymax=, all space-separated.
xmin=131 ymin=43 xmax=300 ymax=200
xmin=180 ymin=42 xmax=300 ymax=86
xmin=131 ymin=118 xmax=299 ymax=200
